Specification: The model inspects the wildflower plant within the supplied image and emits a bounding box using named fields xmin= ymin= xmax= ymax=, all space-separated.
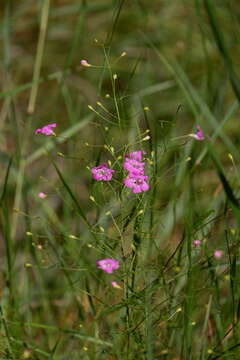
xmin=2 ymin=2 xmax=240 ymax=360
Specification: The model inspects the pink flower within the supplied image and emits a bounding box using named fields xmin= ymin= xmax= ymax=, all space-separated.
xmin=123 ymin=158 xmax=145 ymax=175
xmin=124 ymin=174 xmax=150 ymax=194
xmin=214 ymin=250 xmax=223 ymax=259
xmin=192 ymin=240 xmax=201 ymax=247
xmin=35 ymin=123 xmax=57 ymax=136
xmin=111 ymin=281 xmax=121 ymax=289
xmin=125 ymin=151 xmax=145 ymax=162
xmin=192 ymin=125 xmax=204 ymax=141
xmin=80 ymin=59 xmax=91 ymax=67
xmin=96 ymin=259 xmax=119 ymax=274
xmin=91 ymin=164 xmax=115 ymax=181
xmin=38 ymin=192 xmax=47 ymax=199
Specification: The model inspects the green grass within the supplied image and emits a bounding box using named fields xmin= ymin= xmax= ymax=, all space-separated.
xmin=1 ymin=0 xmax=240 ymax=359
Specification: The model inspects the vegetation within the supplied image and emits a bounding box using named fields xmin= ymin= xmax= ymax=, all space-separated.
xmin=1 ymin=0 xmax=240 ymax=359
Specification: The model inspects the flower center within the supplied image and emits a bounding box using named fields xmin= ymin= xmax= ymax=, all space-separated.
xmin=133 ymin=178 xmax=143 ymax=185
xmin=99 ymin=170 xmax=107 ymax=175
xmin=104 ymin=262 xmax=111 ymax=268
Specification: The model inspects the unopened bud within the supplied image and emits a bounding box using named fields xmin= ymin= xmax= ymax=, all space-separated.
xmin=57 ymin=152 xmax=64 ymax=157
xmin=25 ymin=263 xmax=32 ymax=268
xmin=22 ymin=349 xmax=32 ymax=359
xmin=69 ymin=234 xmax=78 ymax=239
xmin=80 ymin=59 xmax=91 ymax=67
xmin=160 ymin=349 xmax=168 ymax=355
xmin=111 ymin=281 xmax=122 ymax=289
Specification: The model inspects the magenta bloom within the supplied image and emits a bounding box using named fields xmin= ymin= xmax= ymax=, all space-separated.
xmin=35 ymin=123 xmax=57 ymax=136
xmin=125 ymin=151 xmax=145 ymax=162
xmin=38 ymin=192 xmax=47 ymax=199
xmin=91 ymin=164 xmax=115 ymax=181
xmin=96 ymin=259 xmax=119 ymax=274
xmin=124 ymin=174 xmax=150 ymax=194
xmin=123 ymin=158 xmax=145 ymax=175
xmin=214 ymin=250 xmax=223 ymax=259
xmin=192 ymin=240 xmax=201 ymax=247
xmin=192 ymin=125 xmax=204 ymax=141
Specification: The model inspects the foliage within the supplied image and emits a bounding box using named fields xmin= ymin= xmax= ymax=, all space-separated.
xmin=1 ymin=0 xmax=240 ymax=359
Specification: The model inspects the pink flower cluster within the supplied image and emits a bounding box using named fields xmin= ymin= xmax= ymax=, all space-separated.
xmin=35 ymin=123 xmax=57 ymax=136
xmin=123 ymin=151 xmax=150 ymax=194
xmin=91 ymin=150 xmax=150 ymax=194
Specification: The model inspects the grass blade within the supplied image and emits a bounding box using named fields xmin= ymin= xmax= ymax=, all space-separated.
xmin=27 ymin=0 xmax=50 ymax=114
xmin=204 ymin=0 xmax=240 ymax=104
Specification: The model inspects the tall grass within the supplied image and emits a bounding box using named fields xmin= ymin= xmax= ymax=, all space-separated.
xmin=1 ymin=0 xmax=240 ymax=359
